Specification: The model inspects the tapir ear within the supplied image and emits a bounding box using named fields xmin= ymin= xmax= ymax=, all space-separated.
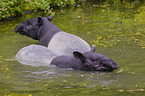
xmin=38 ymin=16 xmax=43 ymax=25
xmin=90 ymin=45 xmax=95 ymax=52
xmin=73 ymin=51 xmax=85 ymax=62
xmin=47 ymin=15 xmax=53 ymax=21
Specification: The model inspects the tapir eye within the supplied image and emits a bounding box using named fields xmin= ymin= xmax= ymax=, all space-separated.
xmin=103 ymin=59 xmax=106 ymax=62
xmin=102 ymin=59 xmax=107 ymax=64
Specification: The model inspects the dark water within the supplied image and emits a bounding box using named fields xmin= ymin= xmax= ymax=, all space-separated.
xmin=0 ymin=2 xmax=145 ymax=96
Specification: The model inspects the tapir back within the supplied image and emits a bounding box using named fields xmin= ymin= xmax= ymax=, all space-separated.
xmin=15 ymin=45 xmax=57 ymax=66
xmin=48 ymin=32 xmax=91 ymax=56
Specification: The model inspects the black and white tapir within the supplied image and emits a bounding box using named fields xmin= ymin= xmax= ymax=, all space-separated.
xmin=14 ymin=16 xmax=91 ymax=56
xmin=16 ymin=45 xmax=119 ymax=72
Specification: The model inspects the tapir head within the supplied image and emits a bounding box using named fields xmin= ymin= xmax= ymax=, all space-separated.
xmin=14 ymin=16 xmax=53 ymax=40
xmin=73 ymin=45 xmax=119 ymax=71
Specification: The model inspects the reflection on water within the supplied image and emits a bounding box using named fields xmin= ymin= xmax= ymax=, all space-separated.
xmin=0 ymin=1 xmax=145 ymax=95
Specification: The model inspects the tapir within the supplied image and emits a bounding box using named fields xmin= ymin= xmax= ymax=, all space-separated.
xmin=51 ymin=45 xmax=119 ymax=71
xmin=14 ymin=16 xmax=91 ymax=56
xmin=15 ymin=45 xmax=119 ymax=72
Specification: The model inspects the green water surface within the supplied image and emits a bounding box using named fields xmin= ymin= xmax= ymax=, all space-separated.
xmin=0 ymin=2 xmax=145 ymax=96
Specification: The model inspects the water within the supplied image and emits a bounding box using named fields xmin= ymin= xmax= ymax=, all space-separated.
xmin=0 ymin=2 xmax=145 ymax=96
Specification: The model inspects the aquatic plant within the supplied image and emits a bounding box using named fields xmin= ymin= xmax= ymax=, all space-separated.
xmin=0 ymin=0 xmax=79 ymax=20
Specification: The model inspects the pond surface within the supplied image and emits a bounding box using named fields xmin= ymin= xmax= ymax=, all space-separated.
xmin=0 ymin=2 xmax=145 ymax=96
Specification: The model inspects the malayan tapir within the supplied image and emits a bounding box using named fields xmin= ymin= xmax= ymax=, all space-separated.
xmin=14 ymin=15 xmax=91 ymax=56
xmin=16 ymin=45 xmax=119 ymax=72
